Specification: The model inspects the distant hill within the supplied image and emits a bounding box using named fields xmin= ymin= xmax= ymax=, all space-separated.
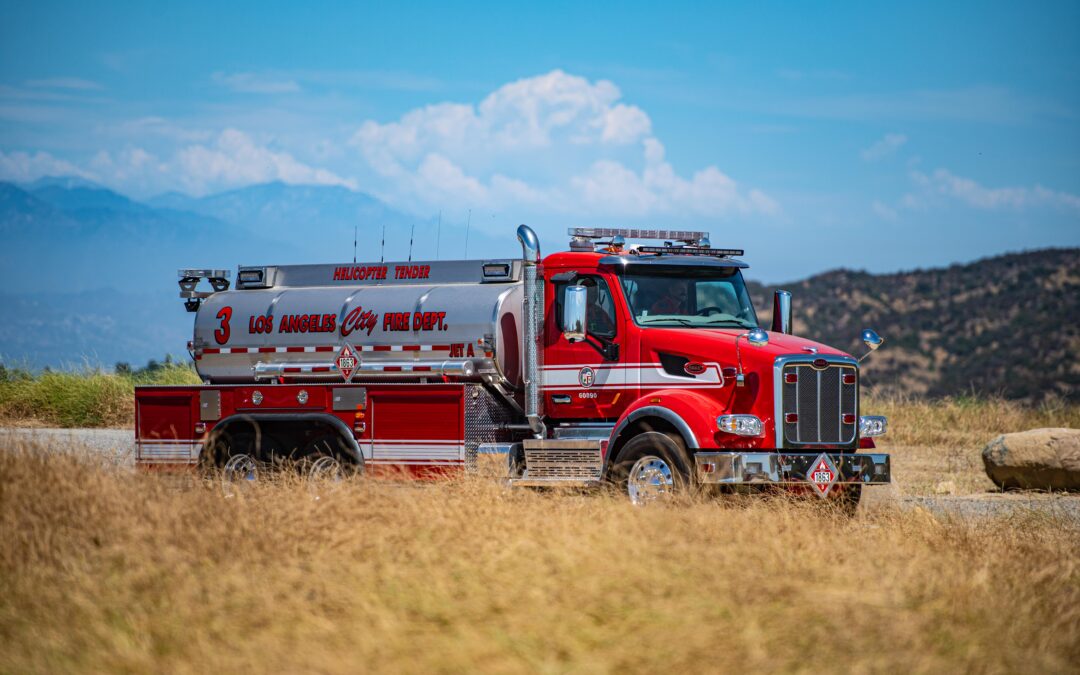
xmin=748 ymin=248 xmax=1080 ymax=402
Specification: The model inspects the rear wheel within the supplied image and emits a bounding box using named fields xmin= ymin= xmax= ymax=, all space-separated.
xmin=610 ymin=432 xmax=691 ymax=505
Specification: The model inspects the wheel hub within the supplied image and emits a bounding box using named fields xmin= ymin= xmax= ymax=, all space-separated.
xmin=627 ymin=455 xmax=674 ymax=505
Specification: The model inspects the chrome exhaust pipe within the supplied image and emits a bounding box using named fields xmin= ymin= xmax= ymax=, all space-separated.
xmin=517 ymin=224 xmax=545 ymax=438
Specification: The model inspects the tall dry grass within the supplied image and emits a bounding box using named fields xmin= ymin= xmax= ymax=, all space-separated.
xmin=1 ymin=443 xmax=1078 ymax=673
xmin=863 ymin=394 xmax=1080 ymax=495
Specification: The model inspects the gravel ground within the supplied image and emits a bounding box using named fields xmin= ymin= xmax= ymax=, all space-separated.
xmin=3 ymin=427 xmax=1078 ymax=520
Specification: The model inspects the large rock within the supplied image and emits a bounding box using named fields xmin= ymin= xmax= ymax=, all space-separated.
xmin=982 ymin=428 xmax=1080 ymax=491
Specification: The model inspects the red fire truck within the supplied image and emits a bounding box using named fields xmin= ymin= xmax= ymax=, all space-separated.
xmin=135 ymin=226 xmax=890 ymax=505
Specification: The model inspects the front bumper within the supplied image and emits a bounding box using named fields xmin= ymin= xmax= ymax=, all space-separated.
xmin=694 ymin=452 xmax=890 ymax=488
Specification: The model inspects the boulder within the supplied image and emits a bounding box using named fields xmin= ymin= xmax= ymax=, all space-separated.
xmin=982 ymin=428 xmax=1080 ymax=491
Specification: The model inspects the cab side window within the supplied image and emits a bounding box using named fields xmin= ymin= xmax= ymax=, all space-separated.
xmin=555 ymin=275 xmax=617 ymax=339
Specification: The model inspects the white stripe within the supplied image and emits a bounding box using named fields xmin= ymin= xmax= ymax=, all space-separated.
xmin=542 ymin=362 xmax=725 ymax=390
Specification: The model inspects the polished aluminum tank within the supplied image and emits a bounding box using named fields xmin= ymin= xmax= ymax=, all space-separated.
xmin=192 ymin=259 xmax=524 ymax=384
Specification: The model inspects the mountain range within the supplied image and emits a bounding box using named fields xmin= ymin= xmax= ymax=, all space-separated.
xmin=0 ymin=177 xmax=1076 ymax=401
xmin=749 ymin=247 xmax=1079 ymax=402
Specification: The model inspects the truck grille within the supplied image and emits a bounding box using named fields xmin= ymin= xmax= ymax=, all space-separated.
xmin=779 ymin=360 xmax=857 ymax=446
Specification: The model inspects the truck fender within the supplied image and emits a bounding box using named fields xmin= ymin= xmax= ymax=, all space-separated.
xmin=203 ymin=412 xmax=365 ymax=469
xmin=605 ymin=389 xmax=723 ymax=473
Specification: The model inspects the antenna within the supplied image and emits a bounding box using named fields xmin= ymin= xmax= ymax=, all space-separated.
xmin=464 ymin=208 xmax=472 ymax=258
xmin=380 ymin=224 xmax=386 ymax=263
xmin=353 ymin=225 xmax=357 ymax=264
xmin=408 ymin=224 xmax=415 ymax=262
xmin=436 ymin=210 xmax=442 ymax=260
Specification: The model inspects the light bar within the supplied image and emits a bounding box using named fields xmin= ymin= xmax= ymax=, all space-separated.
xmin=636 ymin=246 xmax=744 ymax=257
xmin=568 ymin=227 xmax=708 ymax=242
xmin=178 ymin=269 xmax=230 ymax=279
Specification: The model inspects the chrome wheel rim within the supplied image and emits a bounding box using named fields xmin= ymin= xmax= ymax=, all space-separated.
xmin=221 ymin=453 xmax=258 ymax=496
xmin=627 ymin=455 xmax=674 ymax=505
xmin=306 ymin=455 xmax=343 ymax=481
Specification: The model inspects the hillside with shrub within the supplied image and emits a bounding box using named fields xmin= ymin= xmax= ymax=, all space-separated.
xmin=749 ymin=247 xmax=1079 ymax=401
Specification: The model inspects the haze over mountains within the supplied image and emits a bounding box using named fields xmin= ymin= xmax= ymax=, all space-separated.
xmin=0 ymin=177 xmax=1076 ymax=401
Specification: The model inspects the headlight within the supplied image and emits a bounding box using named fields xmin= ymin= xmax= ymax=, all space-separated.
xmin=716 ymin=414 xmax=763 ymax=437
xmin=859 ymin=415 xmax=887 ymax=437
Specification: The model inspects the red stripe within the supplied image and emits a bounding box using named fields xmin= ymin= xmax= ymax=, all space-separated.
xmin=383 ymin=366 xmax=402 ymax=372
xmin=315 ymin=346 xmax=335 ymax=352
xmin=373 ymin=345 xmax=391 ymax=352
xmin=430 ymin=344 xmax=450 ymax=351
xmin=413 ymin=366 xmax=432 ymax=372
xmin=203 ymin=348 xmax=221 ymax=354
xmin=312 ymin=366 xmax=332 ymax=372
xmin=402 ymin=345 xmax=420 ymax=351
xmin=258 ymin=347 xmax=275 ymax=353
xmin=286 ymin=346 xmax=305 ymax=353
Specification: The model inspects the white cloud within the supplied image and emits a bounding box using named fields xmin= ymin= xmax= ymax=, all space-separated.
xmin=25 ymin=77 xmax=103 ymax=91
xmin=872 ymin=200 xmax=899 ymax=221
xmin=174 ymin=129 xmax=356 ymax=194
xmin=0 ymin=150 xmax=95 ymax=183
xmin=350 ymin=69 xmax=775 ymax=217
xmin=906 ymin=168 xmax=1080 ymax=212
xmin=861 ymin=133 xmax=907 ymax=161
xmin=212 ymin=72 xmax=301 ymax=94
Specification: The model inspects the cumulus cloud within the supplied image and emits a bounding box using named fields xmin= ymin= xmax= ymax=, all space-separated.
xmin=907 ymin=169 xmax=1080 ymax=212
xmin=861 ymin=133 xmax=907 ymax=161
xmin=212 ymin=72 xmax=300 ymax=94
xmin=350 ymin=69 xmax=775 ymax=217
xmin=0 ymin=150 xmax=95 ymax=183
xmin=174 ymin=129 xmax=356 ymax=194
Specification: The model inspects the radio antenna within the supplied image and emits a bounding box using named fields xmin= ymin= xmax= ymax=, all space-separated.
xmin=408 ymin=224 xmax=415 ymax=262
xmin=436 ymin=210 xmax=442 ymax=260
xmin=464 ymin=208 xmax=472 ymax=258
xmin=353 ymin=225 xmax=357 ymax=263
xmin=380 ymin=224 xmax=386 ymax=263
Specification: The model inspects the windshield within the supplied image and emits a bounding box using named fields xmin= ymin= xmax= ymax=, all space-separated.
xmin=618 ymin=266 xmax=759 ymax=329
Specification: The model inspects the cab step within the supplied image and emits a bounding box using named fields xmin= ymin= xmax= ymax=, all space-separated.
xmin=508 ymin=439 xmax=603 ymax=487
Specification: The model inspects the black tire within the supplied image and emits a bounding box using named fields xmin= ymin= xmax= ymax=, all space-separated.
xmin=833 ymin=483 xmax=863 ymax=516
xmin=609 ymin=431 xmax=692 ymax=504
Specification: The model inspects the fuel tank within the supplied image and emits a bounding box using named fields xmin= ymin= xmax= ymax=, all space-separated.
xmin=192 ymin=259 xmax=524 ymax=384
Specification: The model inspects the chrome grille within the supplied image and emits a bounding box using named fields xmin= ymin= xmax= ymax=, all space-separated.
xmin=780 ymin=360 xmax=857 ymax=446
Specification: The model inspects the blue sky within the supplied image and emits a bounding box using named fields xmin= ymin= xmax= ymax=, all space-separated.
xmin=1 ymin=0 xmax=1078 ymax=281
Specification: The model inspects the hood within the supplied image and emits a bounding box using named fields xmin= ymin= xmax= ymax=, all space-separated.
xmin=642 ymin=326 xmax=851 ymax=364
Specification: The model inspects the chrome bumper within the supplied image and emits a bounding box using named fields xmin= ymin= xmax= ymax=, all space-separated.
xmin=695 ymin=452 xmax=890 ymax=486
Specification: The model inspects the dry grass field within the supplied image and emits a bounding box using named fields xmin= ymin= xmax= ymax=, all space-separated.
xmin=2 ymin=401 xmax=1080 ymax=674
xmin=869 ymin=395 xmax=1080 ymax=496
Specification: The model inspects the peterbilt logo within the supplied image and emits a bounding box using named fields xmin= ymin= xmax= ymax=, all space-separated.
xmin=578 ymin=367 xmax=595 ymax=388
xmin=683 ymin=361 xmax=706 ymax=375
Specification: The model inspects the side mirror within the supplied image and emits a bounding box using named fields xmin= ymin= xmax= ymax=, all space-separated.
xmin=734 ymin=328 xmax=769 ymax=386
xmin=859 ymin=328 xmax=884 ymax=362
xmin=563 ymin=285 xmax=588 ymax=342
xmin=771 ymin=290 xmax=792 ymax=335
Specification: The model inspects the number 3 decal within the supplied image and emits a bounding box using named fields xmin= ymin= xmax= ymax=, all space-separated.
xmin=214 ymin=306 xmax=232 ymax=345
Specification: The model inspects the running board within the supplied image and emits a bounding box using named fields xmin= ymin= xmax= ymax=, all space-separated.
xmin=509 ymin=439 xmax=603 ymax=487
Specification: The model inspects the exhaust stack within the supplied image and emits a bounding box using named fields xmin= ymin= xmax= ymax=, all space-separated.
xmin=517 ymin=224 xmax=545 ymax=438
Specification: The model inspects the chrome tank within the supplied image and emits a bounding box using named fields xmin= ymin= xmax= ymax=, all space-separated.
xmin=192 ymin=259 xmax=524 ymax=384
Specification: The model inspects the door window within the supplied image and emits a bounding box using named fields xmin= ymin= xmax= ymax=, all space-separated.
xmin=556 ymin=275 xmax=617 ymax=339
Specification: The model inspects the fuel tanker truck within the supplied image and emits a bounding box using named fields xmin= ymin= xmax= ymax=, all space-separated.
xmin=135 ymin=226 xmax=891 ymax=506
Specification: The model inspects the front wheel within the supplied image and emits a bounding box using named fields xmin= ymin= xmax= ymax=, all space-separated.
xmin=610 ymin=432 xmax=692 ymax=505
